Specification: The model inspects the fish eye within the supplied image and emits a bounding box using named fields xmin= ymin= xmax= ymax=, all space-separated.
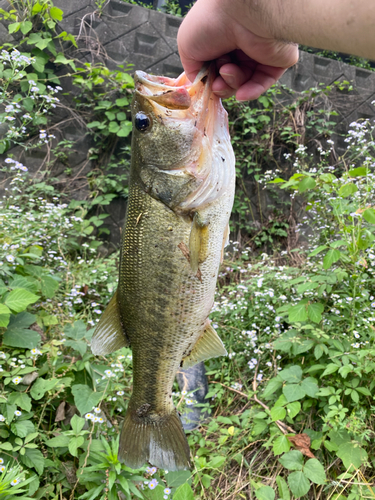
xmin=135 ymin=112 xmax=151 ymax=132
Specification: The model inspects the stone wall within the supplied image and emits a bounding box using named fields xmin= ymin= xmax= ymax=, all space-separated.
xmin=1 ymin=1 xmax=375 ymax=248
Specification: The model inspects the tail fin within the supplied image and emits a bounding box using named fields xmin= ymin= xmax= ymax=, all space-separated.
xmin=119 ymin=408 xmax=191 ymax=471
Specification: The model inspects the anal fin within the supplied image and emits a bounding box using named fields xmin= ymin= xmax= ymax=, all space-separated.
xmin=182 ymin=320 xmax=227 ymax=369
xmin=91 ymin=290 xmax=129 ymax=355
xmin=189 ymin=212 xmax=210 ymax=273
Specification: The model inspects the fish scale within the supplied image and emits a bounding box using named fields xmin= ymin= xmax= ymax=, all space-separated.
xmin=91 ymin=65 xmax=235 ymax=471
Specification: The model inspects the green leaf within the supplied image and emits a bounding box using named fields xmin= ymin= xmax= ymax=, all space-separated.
xmin=263 ymin=377 xmax=283 ymax=399
xmin=117 ymin=122 xmax=132 ymax=137
xmin=283 ymin=384 xmax=306 ymax=402
xmin=339 ymin=183 xmax=358 ymax=198
xmin=65 ymin=339 xmax=87 ymax=356
xmin=0 ymin=442 xmax=13 ymax=451
xmin=30 ymin=378 xmax=58 ymax=400
xmin=0 ymin=303 xmax=11 ymax=315
xmin=105 ymin=111 xmax=116 ymax=121
xmin=4 ymin=288 xmax=39 ymax=313
xmin=363 ymin=208 xmax=375 ymax=224
xmin=300 ymin=378 xmax=319 ymax=398
xmin=20 ymin=20 xmax=32 ymax=34
xmin=323 ymin=249 xmax=340 ymax=270
xmin=11 ymin=419 xmax=35 ymax=438
xmin=116 ymin=112 xmax=127 ymax=121
xmin=3 ymin=311 xmax=40 ymax=349
xmin=20 ymin=448 xmax=44 ymax=474
xmin=270 ymin=407 xmax=286 ymax=421
xmin=49 ymin=6 xmax=63 ymax=20
xmin=255 ymin=485 xmax=275 ymax=500
xmin=115 ymin=97 xmax=129 ymax=106
xmin=309 ymin=245 xmax=328 ymax=257
xmin=164 ymin=471 xmax=192 ymax=488
xmin=336 ymin=441 xmax=367 ymax=471
xmin=279 ymin=366 xmax=303 ymax=383
xmin=108 ymin=121 xmax=120 ymax=133
xmin=41 ymin=276 xmax=59 ymax=298
xmin=321 ymin=363 xmax=340 ymax=377
xmin=72 ymin=385 xmax=103 ymax=416
xmin=71 ymin=414 xmax=85 ymax=434
xmin=288 ymin=302 xmax=308 ymax=323
xmin=348 ymin=167 xmax=368 ymax=177
xmin=69 ymin=436 xmax=84 ymax=457
xmin=279 ymin=450 xmax=304 ymax=471
xmin=276 ymin=475 xmax=290 ymax=500
xmin=64 ymin=320 xmax=87 ymax=340
xmin=297 ymin=282 xmax=319 ymax=294
xmin=0 ymin=313 xmax=10 ymax=327
xmin=286 ymin=401 xmax=301 ymax=418
xmin=307 ymin=303 xmax=324 ymax=323
xmin=8 ymin=22 xmax=21 ymax=33
xmin=273 ymin=435 xmax=291 ymax=455
xmin=303 ymin=459 xmax=326 ymax=485
xmin=45 ymin=434 xmax=70 ymax=447
xmin=298 ymin=176 xmax=316 ymax=193
xmin=288 ymin=471 xmax=310 ymax=498
xmin=173 ymin=483 xmax=195 ymax=500
xmin=8 ymin=392 xmax=32 ymax=411
xmin=10 ymin=276 xmax=39 ymax=293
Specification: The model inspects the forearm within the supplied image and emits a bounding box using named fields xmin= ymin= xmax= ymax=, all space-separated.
xmin=233 ymin=0 xmax=375 ymax=60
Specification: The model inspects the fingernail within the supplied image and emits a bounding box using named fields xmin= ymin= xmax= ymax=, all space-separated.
xmin=220 ymin=72 xmax=235 ymax=85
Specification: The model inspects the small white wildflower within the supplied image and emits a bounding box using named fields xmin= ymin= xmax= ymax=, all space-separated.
xmin=14 ymin=410 xmax=22 ymax=416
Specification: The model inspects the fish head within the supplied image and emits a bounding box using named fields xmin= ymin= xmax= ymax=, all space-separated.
xmin=131 ymin=66 xmax=235 ymax=211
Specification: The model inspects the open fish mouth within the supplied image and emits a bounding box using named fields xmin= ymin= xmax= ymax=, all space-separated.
xmin=134 ymin=64 xmax=215 ymax=130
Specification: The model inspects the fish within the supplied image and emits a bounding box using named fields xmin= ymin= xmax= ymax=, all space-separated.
xmin=91 ymin=64 xmax=235 ymax=471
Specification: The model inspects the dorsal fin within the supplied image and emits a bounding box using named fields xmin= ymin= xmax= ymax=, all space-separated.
xmin=91 ymin=290 xmax=129 ymax=355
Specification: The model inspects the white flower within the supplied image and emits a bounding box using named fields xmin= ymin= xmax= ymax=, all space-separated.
xmin=93 ymin=407 xmax=101 ymax=414
xmin=14 ymin=410 xmax=22 ymax=416
xmin=10 ymin=478 xmax=21 ymax=486
xmin=148 ymin=479 xmax=158 ymax=490
xmin=0 ymin=458 xmax=3 ymax=464
xmin=6 ymin=255 xmax=15 ymax=263
xmin=12 ymin=376 xmax=22 ymax=385
xmin=0 ymin=415 xmax=4 ymax=422
xmin=30 ymin=86 xmax=39 ymax=92
xmin=116 ymin=390 xmax=124 ymax=396
xmin=186 ymin=399 xmax=194 ymax=406
xmin=85 ymin=413 xmax=94 ymax=420
xmin=164 ymin=488 xmax=171 ymax=495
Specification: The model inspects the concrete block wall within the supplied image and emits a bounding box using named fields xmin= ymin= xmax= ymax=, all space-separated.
xmin=1 ymin=1 xmax=375 ymax=247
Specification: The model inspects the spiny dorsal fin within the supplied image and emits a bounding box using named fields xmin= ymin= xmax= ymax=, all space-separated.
xmin=182 ymin=321 xmax=227 ymax=369
xmin=189 ymin=212 xmax=210 ymax=273
xmin=91 ymin=290 xmax=129 ymax=355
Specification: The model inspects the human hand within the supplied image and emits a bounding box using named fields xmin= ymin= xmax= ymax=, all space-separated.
xmin=177 ymin=0 xmax=299 ymax=101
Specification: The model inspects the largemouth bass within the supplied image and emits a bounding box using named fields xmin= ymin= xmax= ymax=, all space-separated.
xmin=91 ymin=65 xmax=235 ymax=471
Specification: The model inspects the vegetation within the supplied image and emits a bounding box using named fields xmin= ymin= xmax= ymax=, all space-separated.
xmin=1 ymin=1 xmax=375 ymax=500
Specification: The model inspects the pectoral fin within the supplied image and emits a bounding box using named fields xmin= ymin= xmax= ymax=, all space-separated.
xmin=221 ymin=223 xmax=230 ymax=263
xmin=189 ymin=212 xmax=210 ymax=274
xmin=91 ymin=290 xmax=129 ymax=355
xmin=181 ymin=320 xmax=227 ymax=368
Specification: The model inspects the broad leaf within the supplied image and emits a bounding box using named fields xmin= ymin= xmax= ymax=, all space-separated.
xmin=20 ymin=448 xmax=44 ymax=474
xmin=339 ymin=183 xmax=358 ymax=197
xmin=4 ymin=289 xmax=39 ymax=313
xmin=288 ymin=302 xmax=308 ymax=323
xmin=303 ymin=459 xmax=326 ymax=484
xmin=173 ymin=483 xmax=195 ymax=500
xmin=363 ymin=208 xmax=375 ymax=224
xmin=273 ymin=435 xmax=291 ymax=455
xmin=336 ymin=441 xmax=367 ymax=471
xmin=279 ymin=366 xmax=303 ymax=383
xmin=283 ymin=384 xmax=306 ymax=402
xmin=307 ymin=303 xmax=324 ymax=323
xmin=72 ymin=385 xmax=104 ymax=415
xmin=255 ymin=485 xmax=275 ymax=500
xmin=288 ymin=471 xmax=310 ymax=498
xmin=323 ymin=249 xmax=340 ymax=269
xmin=279 ymin=450 xmax=304 ymax=471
